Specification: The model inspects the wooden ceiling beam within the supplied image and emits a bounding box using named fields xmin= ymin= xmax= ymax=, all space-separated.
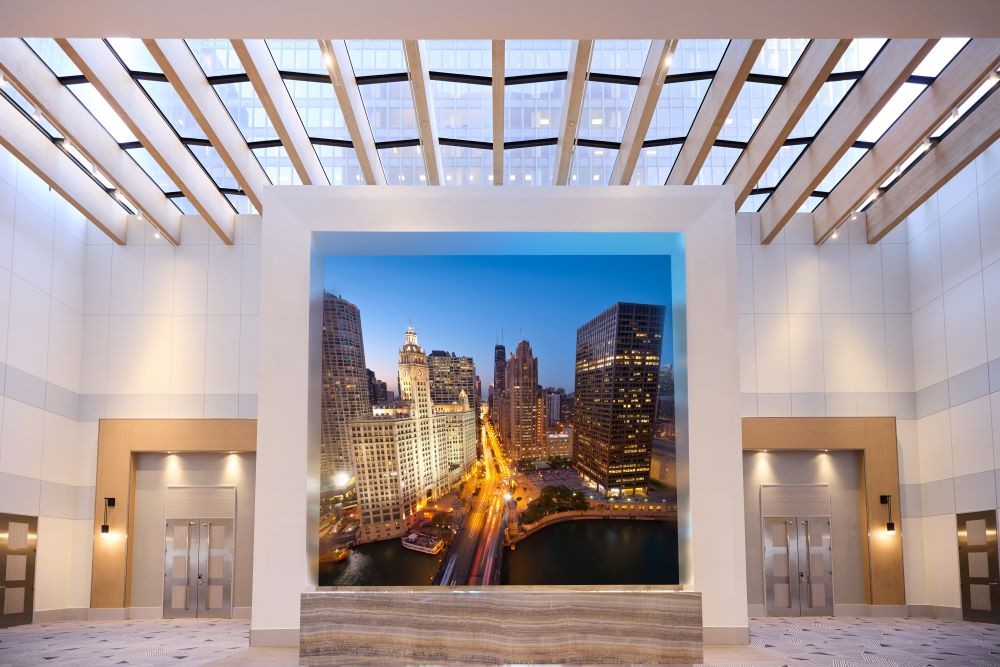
xmin=553 ymin=40 xmax=593 ymax=185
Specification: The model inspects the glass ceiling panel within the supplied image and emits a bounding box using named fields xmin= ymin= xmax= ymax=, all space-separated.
xmin=126 ymin=146 xmax=178 ymax=192
xmin=226 ymin=193 xmax=254 ymax=215
xmin=61 ymin=142 xmax=113 ymax=188
xmin=505 ymin=40 xmax=572 ymax=76
xmin=188 ymin=144 xmax=242 ymax=190
xmin=504 ymin=80 xmax=564 ymax=142
xmin=24 ymin=38 xmax=82 ymax=77
xmin=832 ymin=39 xmax=886 ymax=73
xmin=754 ymin=143 xmax=807 ymax=189
xmin=379 ymin=145 xmax=426 ymax=185
xmin=569 ymin=145 xmax=617 ymax=186
xmin=798 ymin=195 xmax=825 ymax=213
xmin=857 ymin=82 xmax=925 ymax=143
xmin=751 ymin=39 xmax=809 ymax=77
xmin=1 ymin=83 xmax=63 ymax=138
xmin=345 ymin=40 xmax=406 ymax=77
xmin=590 ymin=40 xmax=651 ymax=77
xmin=139 ymin=79 xmax=206 ymax=140
xmin=440 ymin=145 xmax=491 ymax=185
xmin=67 ymin=82 xmax=136 ymax=142
xmin=647 ymin=79 xmax=710 ymax=139
xmin=252 ymin=145 xmax=303 ymax=185
xmin=695 ymin=145 xmax=743 ymax=185
xmin=187 ymin=39 xmax=245 ymax=76
xmin=357 ymin=81 xmax=418 ymax=143
xmin=266 ymin=39 xmax=327 ymax=75
xmin=107 ymin=38 xmax=161 ymax=73
xmin=816 ymin=146 xmax=867 ymax=192
xmin=788 ymin=79 xmax=854 ymax=139
xmin=631 ymin=144 xmax=680 ymax=185
xmin=431 ymin=80 xmax=491 ymax=142
xmin=717 ymin=81 xmax=781 ymax=143
xmin=506 ymin=145 xmax=556 ymax=185
xmin=740 ymin=193 xmax=768 ymax=213
xmin=172 ymin=196 xmax=199 ymax=215
xmin=577 ymin=80 xmax=638 ymax=143
xmin=912 ymin=38 xmax=969 ymax=78
xmin=425 ymin=40 xmax=492 ymax=76
xmin=315 ymin=144 xmax=364 ymax=185
xmin=283 ymin=78 xmax=350 ymax=141
xmin=214 ymin=81 xmax=279 ymax=142
xmin=669 ymin=39 xmax=729 ymax=75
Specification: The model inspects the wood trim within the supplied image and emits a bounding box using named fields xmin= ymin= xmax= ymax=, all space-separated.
xmin=317 ymin=39 xmax=385 ymax=185
xmin=90 ymin=419 xmax=257 ymax=609
xmin=610 ymin=39 xmax=677 ymax=185
xmin=726 ymin=39 xmax=851 ymax=206
xmin=492 ymin=40 xmax=504 ymax=186
xmin=554 ymin=40 xmax=593 ymax=186
xmin=403 ymin=40 xmax=442 ymax=185
xmin=742 ymin=417 xmax=904 ymax=606
xmin=0 ymin=92 xmax=129 ymax=243
xmin=667 ymin=39 xmax=763 ymax=185
xmin=866 ymin=87 xmax=1000 ymax=243
xmin=815 ymin=39 xmax=1000 ymax=243
xmin=145 ymin=38 xmax=269 ymax=212
xmin=759 ymin=39 xmax=936 ymax=244
xmin=232 ymin=39 xmax=327 ymax=186
xmin=0 ymin=37 xmax=180 ymax=242
xmin=58 ymin=38 xmax=236 ymax=245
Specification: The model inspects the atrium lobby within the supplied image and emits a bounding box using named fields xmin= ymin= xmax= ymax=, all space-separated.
xmin=0 ymin=2 xmax=1000 ymax=665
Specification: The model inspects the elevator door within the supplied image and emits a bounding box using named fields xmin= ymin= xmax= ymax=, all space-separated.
xmin=163 ymin=519 xmax=233 ymax=619
xmin=763 ymin=516 xmax=833 ymax=616
xmin=958 ymin=510 xmax=1000 ymax=623
xmin=0 ymin=513 xmax=36 ymax=628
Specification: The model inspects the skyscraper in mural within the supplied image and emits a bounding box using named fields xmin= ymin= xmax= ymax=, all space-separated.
xmin=491 ymin=343 xmax=506 ymax=430
xmin=573 ymin=302 xmax=665 ymax=497
xmin=320 ymin=294 xmax=371 ymax=491
xmin=505 ymin=339 xmax=542 ymax=462
xmin=427 ymin=350 xmax=479 ymax=422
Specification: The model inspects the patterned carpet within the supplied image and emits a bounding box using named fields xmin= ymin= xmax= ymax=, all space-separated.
xmin=0 ymin=618 xmax=250 ymax=666
xmin=2 ymin=616 xmax=1000 ymax=665
xmin=750 ymin=616 xmax=1000 ymax=666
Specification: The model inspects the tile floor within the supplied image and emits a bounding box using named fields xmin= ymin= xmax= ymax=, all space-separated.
xmin=1 ymin=616 xmax=1000 ymax=665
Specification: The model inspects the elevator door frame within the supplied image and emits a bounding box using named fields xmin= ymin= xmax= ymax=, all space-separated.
xmin=0 ymin=513 xmax=37 ymax=628
xmin=163 ymin=517 xmax=234 ymax=619
xmin=957 ymin=510 xmax=1000 ymax=624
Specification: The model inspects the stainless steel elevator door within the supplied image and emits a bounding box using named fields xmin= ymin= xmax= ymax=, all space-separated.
xmin=163 ymin=518 xmax=233 ymax=619
xmin=0 ymin=513 xmax=37 ymax=628
xmin=958 ymin=510 xmax=1000 ymax=623
xmin=763 ymin=516 xmax=833 ymax=616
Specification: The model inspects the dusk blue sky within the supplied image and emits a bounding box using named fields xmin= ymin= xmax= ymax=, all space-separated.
xmin=324 ymin=255 xmax=672 ymax=398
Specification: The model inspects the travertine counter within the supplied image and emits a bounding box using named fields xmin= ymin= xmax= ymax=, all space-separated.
xmin=300 ymin=586 xmax=702 ymax=664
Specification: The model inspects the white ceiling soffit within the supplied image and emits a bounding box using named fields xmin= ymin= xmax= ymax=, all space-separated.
xmin=3 ymin=0 xmax=1000 ymax=38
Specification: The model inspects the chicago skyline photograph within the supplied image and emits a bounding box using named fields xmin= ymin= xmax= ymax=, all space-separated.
xmin=318 ymin=254 xmax=679 ymax=587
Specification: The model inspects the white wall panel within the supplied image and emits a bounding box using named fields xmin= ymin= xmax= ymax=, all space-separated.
xmin=950 ymin=396 xmax=995 ymax=478
xmin=917 ymin=410 xmax=953 ymax=485
xmin=911 ymin=297 xmax=947 ymax=391
xmin=942 ymin=275 xmax=987 ymax=377
xmin=784 ymin=245 xmax=821 ymax=314
xmin=938 ymin=193 xmax=982 ymax=293
xmin=12 ymin=192 xmax=54 ymax=293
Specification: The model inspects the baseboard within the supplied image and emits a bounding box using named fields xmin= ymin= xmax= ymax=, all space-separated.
xmin=703 ymin=626 xmax=749 ymax=645
xmin=747 ymin=603 xmax=766 ymax=617
xmin=233 ymin=606 xmax=252 ymax=619
xmin=128 ymin=607 xmax=163 ymax=620
xmin=869 ymin=604 xmax=908 ymax=617
xmin=250 ymin=628 xmax=299 ymax=647
xmin=88 ymin=608 xmax=128 ymax=621
xmin=908 ymin=604 xmax=963 ymax=620
xmin=33 ymin=608 xmax=89 ymax=623
xmin=834 ymin=604 xmax=872 ymax=616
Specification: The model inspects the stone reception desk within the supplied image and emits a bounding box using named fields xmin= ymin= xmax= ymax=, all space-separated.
xmin=300 ymin=586 xmax=702 ymax=664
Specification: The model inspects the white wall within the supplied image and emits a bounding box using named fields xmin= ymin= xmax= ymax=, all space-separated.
xmin=0 ymin=144 xmax=94 ymax=615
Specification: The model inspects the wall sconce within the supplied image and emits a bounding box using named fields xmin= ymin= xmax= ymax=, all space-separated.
xmin=880 ymin=494 xmax=895 ymax=535
xmin=101 ymin=497 xmax=116 ymax=534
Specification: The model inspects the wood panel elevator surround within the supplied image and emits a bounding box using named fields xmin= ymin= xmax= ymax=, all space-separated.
xmin=742 ymin=417 xmax=904 ymax=608
xmin=91 ymin=419 xmax=256 ymax=609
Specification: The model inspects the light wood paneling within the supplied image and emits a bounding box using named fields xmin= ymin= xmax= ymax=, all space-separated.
xmin=554 ymin=40 xmax=593 ymax=185
xmin=742 ymin=417 xmax=903 ymax=606
xmin=91 ymin=419 xmax=256 ymax=609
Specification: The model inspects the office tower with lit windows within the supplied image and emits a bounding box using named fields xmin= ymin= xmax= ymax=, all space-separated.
xmin=320 ymin=294 xmax=371 ymax=492
xmin=366 ymin=368 xmax=389 ymax=405
xmin=545 ymin=389 xmax=563 ymax=428
xmin=573 ymin=302 xmax=665 ymax=496
xmin=504 ymin=339 xmax=543 ymax=462
xmin=427 ymin=350 xmax=479 ymax=423
xmin=491 ymin=343 xmax=506 ymax=428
